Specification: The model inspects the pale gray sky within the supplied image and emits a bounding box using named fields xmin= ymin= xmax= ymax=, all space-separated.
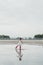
xmin=0 ymin=0 xmax=43 ymax=37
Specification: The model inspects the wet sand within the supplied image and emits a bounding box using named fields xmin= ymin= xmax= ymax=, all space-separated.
xmin=0 ymin=40 xmax=43 ymax=46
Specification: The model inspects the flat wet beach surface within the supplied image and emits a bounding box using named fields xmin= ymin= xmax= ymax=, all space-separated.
xmin=0 ymin=40 xmax=43 ymax=65
xmin=0 ymin=40 xmax=43 ymax=45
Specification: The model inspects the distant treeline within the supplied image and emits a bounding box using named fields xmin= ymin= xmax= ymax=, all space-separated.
xmin=0 ymin=34 xmax=43 ymax=40
xmin=0 ymin=35 xmax=10 ymax=40
xmin=34 ymin=34 xmax=43 ymax=39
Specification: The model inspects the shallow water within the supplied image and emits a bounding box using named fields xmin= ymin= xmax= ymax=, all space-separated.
xmin=0 ymin=43 xmax=43 ymax=65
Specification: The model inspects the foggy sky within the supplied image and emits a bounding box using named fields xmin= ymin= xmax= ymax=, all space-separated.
xmin=0 ymin=0 xmax=43 ymax=37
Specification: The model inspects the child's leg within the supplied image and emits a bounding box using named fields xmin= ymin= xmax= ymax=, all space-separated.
xmin=16 ymin=45 xmax=19 ymax=48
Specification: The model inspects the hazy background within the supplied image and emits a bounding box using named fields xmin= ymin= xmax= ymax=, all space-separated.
xmin=0 ymin=0 xmax=43 ymax=37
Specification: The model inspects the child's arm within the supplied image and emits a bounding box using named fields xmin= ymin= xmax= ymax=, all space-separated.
xmin=21 ymin=40 xmax=23 ymax=44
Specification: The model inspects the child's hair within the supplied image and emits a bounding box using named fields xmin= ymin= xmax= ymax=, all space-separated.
xmin=19 ymin=38 xmax=22 ymax=40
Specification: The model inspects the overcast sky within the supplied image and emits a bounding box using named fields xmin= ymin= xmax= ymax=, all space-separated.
xmin=0 ymin=0 xmax=43 ymax=37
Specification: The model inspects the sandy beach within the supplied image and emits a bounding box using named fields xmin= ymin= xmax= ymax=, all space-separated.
xmin=0 ymin=40 xmax=43 ymax=46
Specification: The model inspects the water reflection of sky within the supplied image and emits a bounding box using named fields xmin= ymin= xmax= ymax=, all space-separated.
xmin=0 ymin=44 xmax=43 ymax=65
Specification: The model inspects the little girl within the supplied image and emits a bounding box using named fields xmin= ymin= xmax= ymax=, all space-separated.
xmin=16 ymin=38 xmax=23 ymax=49
xmin=15 ymin=38 xmax=23 ymax=61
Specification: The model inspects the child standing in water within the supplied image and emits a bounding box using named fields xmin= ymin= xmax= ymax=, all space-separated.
xmin=15 ymin=38 xmax=23 ymax=61
xmin=16 ymin=38 xmax=22 ymax=49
